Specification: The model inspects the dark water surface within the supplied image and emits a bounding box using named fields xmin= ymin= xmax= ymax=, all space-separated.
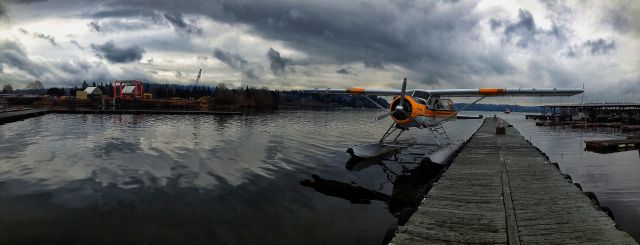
xmin=501 ymin=113 xmax=640 ymax=242
xmin=2 ymin=111 xmax=638 ymax=243
xmin=0 ymin=111 xmax=482 ymax=245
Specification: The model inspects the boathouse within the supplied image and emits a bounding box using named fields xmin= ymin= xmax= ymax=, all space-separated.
xmin=83 ymin=87 xmax=102 ymax=96
xmin=539 ymin=103 xmax=640 ymax=123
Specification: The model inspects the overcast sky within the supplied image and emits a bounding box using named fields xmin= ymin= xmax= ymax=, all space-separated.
xmin=0 ymin=0 xmax=638 ymax=102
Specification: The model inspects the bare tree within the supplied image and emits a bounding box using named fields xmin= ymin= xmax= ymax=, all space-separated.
xmin=2 ymin=84 xmax=13 ymax=93
xmin=26 ymin=80 xmax=44 ymax=90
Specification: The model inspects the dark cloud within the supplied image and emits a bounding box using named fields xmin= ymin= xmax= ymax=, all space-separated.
xmin=583 ymin=38 xmax=616 ymax=55
xmin=69 ymin=40 xmax=84 ymax=50
xmin=7 ymin=0 xmax=49 ymax=3
xmin=336 ymin=67 xmax=354 ymax=75
xmin=0 ymin=3 xmax=6 ymax=18
xmin=88 ymin=21 xmax=101 ymax=32
xmin=0 ymin=38 xmax=114 ymax=84
xmin=90 ymin=41 xmax=145 ymax=63
xmin=364 ymin=60 xmax=384 ymax=69
xmin=489 ymin=19 xmax=502 ymax=31
xmin=564 ymin=38 xmax=617 ymax=58
xmin=491 ymin=9 xmax=567 ymax=48
xmin=603 ymin=1 xmax=640 ymax=35
xmin=266 ymin=48 xmax=291 ymax=76
xmin=163 ymin=12 xmax=202 ymax=34
xmin=32 ymin=32 xmax=57 ymax=46
xmin=506 ymin=9 xmax=535 ymax=33
xmin=18 ymin=28 xmax=29 ymax=34
xmin=213 ymin=48 xmax=261 ymax=80
xmin=86 ymin=19 xmax=151 ymax=33
xmin=0 ymin=39 xmax=46 ymax=78
xmin=563 ymin=45 xmax=578 ymax=58
xmin=86 ymin=7 xmax=156 ymax=19
xmin=102 ymin=0 xmax=512 ymax=85
xmin=213 ymin=49 xmax=246 ymax=70
xmin=503 ymin=9 xmax=536 ymax=48
xmin=53 ymin=60 xmax=92 ymax=75
xmin=2 ymin=0 xmax=634 ymax=96
xmin=175 ymin=71 xmax=183 ymax=78
xmin=117 ymin=66 xmax=154 ymax=81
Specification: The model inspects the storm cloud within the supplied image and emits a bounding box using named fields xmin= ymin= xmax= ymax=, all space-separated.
xmin=53 ymin=60 xmax=92 ymax=75
xmin=583 ymin=38 xmax=616 ymax=55
xmin=90 ymin=41 xmax=145 ymax=63
xmin=163 ymin=12 xmax=202 ymax=35
xmin=266 ymin=48 xmax=291 ymax=76
xmin=32 ymin=32 xmax=57 ymax=46
xmin=491 ymin=9 xmax=566 ymax=48
xmin=0 ymin=39 xmax=46 ymax=77
xmin=0 ymin=0 xmax=637 ymax=101
xmin=69 ymin=40 xmax=84 ymax=50
xmin=87 ymin=21 xmax=101 ymax=32
xmin=336 ymin=67 xmax=354 ymax=75
xmin=0 ymin=2 xmax=6 ymax=18
xmin=213 ymin=48 xmax=262 ymax=80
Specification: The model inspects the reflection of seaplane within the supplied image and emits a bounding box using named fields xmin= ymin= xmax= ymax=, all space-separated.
xmin=304 ymin=78 xmax=583 ymax=162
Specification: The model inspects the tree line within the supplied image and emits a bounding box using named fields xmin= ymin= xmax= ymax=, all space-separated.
xmin=2 ymin=81 xmax=388 ymax=109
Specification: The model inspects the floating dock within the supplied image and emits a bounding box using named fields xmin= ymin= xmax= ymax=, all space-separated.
xmin=390 ymin=118 xmax=636 ymax=244
xmin=0 ymin=109 xmax=50 ymax=124
xmin=585 ymin=138 xmax=640 ymax=152
xmin=0 ymin=108 xmax=242 ymax=124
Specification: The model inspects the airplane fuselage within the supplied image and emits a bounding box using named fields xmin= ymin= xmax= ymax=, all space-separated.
xmin=389 ymin=95 xmax=456 ymax=127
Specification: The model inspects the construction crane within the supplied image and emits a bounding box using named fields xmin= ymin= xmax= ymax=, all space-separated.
xmin=195 ymin=69 xmax=202 ymax=85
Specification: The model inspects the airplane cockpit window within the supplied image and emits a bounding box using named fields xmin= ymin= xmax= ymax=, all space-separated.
xmin=412 ymin=90 xmax=428 ymax=99
xmin=435 ymin=99 xmax=453 ymax=110
xmin=415 ymin=98 xmax=427 ymax=105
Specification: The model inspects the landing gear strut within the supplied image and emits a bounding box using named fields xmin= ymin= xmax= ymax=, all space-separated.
xmin=379 ymin=123 xmax=407 ymax=143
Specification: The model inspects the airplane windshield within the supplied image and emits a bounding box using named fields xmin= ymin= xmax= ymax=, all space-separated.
xmin=435 ymin=99 xmax=453 ymax=110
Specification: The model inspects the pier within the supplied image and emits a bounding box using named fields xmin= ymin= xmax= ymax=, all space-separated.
xmin=0 ymin=108 xmax=242 ymax=125
xmin=390 ymin=118 xmax=636 ymax=244
xmin=0 ymin=108 xmax=50 ymax=125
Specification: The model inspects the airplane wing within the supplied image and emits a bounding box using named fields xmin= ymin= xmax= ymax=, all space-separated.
xmin=417 ymin=88 xmax=583 ymax=97
xmin=303 ymin=87 xmax=583 ymax=97
xmin=302 ymin=88 xmax=402 ymax=96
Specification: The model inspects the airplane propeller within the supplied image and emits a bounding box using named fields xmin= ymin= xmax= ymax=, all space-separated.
xmin=375 ymin=78 xmax=411 ymax=121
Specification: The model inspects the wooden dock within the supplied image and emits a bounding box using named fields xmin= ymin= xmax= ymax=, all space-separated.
xmin=390 ymin=118 xmax=636 ymax=244
xmin=0 ymin=109 xmax=50 ymax=124
xmin=585 ymin=138 xmax=640 ymax=152
xmin=0 ymin=108 xmax=243 ymax=125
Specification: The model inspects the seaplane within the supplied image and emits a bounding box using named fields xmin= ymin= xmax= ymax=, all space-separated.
xmin=304 ymin=78 xmax=583 ymax=164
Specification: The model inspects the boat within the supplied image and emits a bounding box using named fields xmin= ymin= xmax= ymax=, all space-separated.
xmin=504 ymin=108 xmax=511 ymax=114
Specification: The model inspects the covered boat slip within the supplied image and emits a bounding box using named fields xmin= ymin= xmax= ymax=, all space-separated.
xmin=390 ymin=118 xmax=636 ymax=244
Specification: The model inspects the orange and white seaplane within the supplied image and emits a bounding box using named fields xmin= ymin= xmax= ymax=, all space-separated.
xmin=304 ymin=78 xmax=583 ymax=164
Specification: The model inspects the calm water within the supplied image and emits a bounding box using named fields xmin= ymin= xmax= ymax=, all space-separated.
xmin=500 ymin=112 xmax=640 ymax=241
xmin=1 ymin=111 xmax=638 ymax=243
xmin=0 ymin=111 xmax=482 ymax=245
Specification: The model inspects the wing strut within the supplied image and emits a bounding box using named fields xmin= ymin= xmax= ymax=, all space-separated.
xmin=363 ymin=96 xmax=387 ymax=110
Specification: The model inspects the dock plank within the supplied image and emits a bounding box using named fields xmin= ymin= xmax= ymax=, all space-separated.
xmin=390 ymin=118 xmax=637 ymax=245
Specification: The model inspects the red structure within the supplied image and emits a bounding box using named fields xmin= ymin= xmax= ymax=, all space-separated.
xmin=113 ymin=80 xmax=144 ymax=98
